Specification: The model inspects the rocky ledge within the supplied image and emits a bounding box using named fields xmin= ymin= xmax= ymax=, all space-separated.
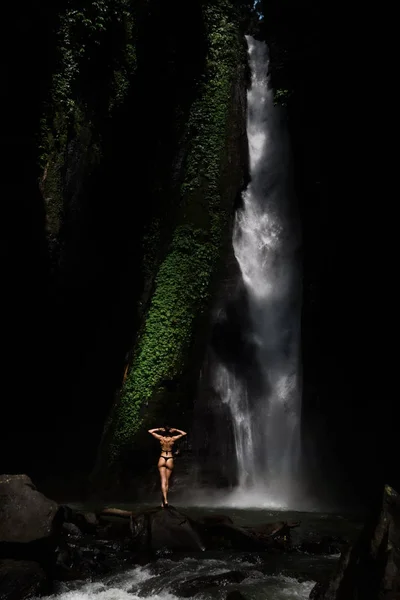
xmin=2 ymin=474 xmax=396 ymax=600
xmin=310 ymin=484 xmax=400 ymax=600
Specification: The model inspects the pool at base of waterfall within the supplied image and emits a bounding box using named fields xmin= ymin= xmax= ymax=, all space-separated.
xmin=46 ymin=561 xmax=315 ymax=600
xmin=36 ymin=506 xmax=363 ymax=600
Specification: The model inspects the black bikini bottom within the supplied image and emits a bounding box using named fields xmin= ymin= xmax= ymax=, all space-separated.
xmin=159 ymin=455 xmax=174 ymax=468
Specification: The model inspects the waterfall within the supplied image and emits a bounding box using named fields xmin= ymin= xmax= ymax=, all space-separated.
xmin=211 ymin=35 xmax=302 ymax=508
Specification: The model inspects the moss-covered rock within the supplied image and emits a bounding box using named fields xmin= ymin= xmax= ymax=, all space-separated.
xmin=97 ymin=0 xmax=249 ymax=475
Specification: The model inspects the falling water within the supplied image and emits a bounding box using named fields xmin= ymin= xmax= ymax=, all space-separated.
xmin=213 ymin=35 xmax=302 ymax=508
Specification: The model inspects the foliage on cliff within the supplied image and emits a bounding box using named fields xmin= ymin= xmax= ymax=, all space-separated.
xmin=39 ymin=0 xmax=136 ymax=257
xmin=102 ymin=0 xmax=246 ymax=465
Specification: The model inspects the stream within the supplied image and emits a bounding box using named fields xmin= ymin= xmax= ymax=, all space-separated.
xmin=39 ymin=505 xmax=364 ymax=600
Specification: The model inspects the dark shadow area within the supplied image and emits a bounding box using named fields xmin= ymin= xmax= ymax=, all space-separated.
xmin=259 ymin=0 xmax=397 ymax=509
xmin=2 ymin=0 xmax=394 ymax=517
xmin=1 ymin=0 xmax=208 ymax=493
xmin=1 ymin=2 xmax=64 ymax=477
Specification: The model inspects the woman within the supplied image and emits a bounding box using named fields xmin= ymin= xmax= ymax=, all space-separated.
xmin=148 ymin=425 xmax=187 ymax=507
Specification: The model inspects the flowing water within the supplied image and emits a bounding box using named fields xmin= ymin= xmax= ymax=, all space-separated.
xmin=210 ymin=35 xmax=302 ymax=508
xmin=34 ymin=34 xmax=343 ymax=600
xmin=45 ymin=563 xmax=315 ymax=600
xmin=43 ymin=505 xmax=363 ymax=600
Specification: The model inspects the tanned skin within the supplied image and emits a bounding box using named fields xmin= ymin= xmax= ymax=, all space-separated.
xmin=148 ymin=426 xmax=187 ymax=507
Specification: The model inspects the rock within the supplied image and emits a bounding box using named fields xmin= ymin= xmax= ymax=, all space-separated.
xmin=131 ymin=506 xmax=206 ymax=553
xmin=226 ymin=591 xmax=247 ymax=600
xmin=310 ymin=484 xmax=400 ymax=599
xmin=53 ymin=537 xmax=111 ymax=582
xmin=202 ymin=521 xmax=264 ymax=551
xmin=173 ymin=570 xmax=247 ymax=597
xmin=309 ymin=549 xmax=352 ymax=600
xmin=309 ymin=582 xmax=326 ymax=599
xmin=67 ymin=511 xmax=99 ymax=534
xmin=0 ymin=478 xmax=143 ymax=588
xmin=203 ymin=520 xmax=298 ymax=551
xmin=99 ymin=517 xmax=133 ymax=541
xmin=58 ymin=505 xmax=74 ymax=522
xmin=243 ymin=520 xmax=300 ymax=536
xmin=54 ymin=538 xmax=75 ymax=576
xmin=197 ymin=514 xmax=234 ymax=526
xmin=148 ymin=506 xmax=205 ymax=552
xmin=0 ymin=475 xmax=60 ymax=544
xmin=0 ymin=559 xmax=49 ymax=600
xmin=62 ymin=523 xmax=82 ymax=538
xmin=298 ymin=535 xmax=344 ymax=555
xmin=0 ymin=474 xmax=62 ymax=563
xmin=131 ymin=513 xmax=152 ymax=551
xmin=79 ymin=511 xmax=99 ymax=526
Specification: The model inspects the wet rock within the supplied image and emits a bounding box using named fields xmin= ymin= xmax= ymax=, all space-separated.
xmin=202 ymin=522 xmax=264 ymax=551
xmin=148 ymin=506 xmax=206 ymax=552
xmin=98 ymin=518 xmax=132 ymax=541
xmin=0 ymin=559 xmax=49 ymax=600
xmin=226 ymin=591 xmax=247 ymax=600
xmin=203 ymin=520 xmax=299 ymax=551
xmin=53 ymin=535 xmax=114 ymax=582
xmin=54 ymin=538 xmax=75 ymax=577
xmin=298 ymin=535 xmax=344 ymax=555
xmin=236 ymin=552 xmax=262 ymax=564
xmin=131 ymin=506 xmax=206 ymax=553
xmin=67 ymin=511 xmax=99 ymax=534
xmin=58 ymin=505 xmax=74 ymax=522
xmin=0 ymin=475 xmax=60 ymax=544
xmin=130 ymin=512 xmax=150 ymax=550
xmin=173 ymin=570 xmax=247 ymax=597
xmin=0 ymin=474 xmax=62 ymax=563
xmin=81 ymin=512 xmax=98 ymax=525
xmin=198 ymin=515 xmax=234 ymax=526
xmin=310 ymin=582 xmax=325 ymax=599
xmin=310 ymin=484 xmax=400 ymax=599
xmin=62 ymin=523 xmax=82 ymax=538
xmin=242 ymin=520 xmax=299 ymax=550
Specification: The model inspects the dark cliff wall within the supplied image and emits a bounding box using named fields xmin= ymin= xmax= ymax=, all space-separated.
xmin=2 ymin=2 xmax=61 ymax=480
xmin=1 ymin=0 xmax=253 ymax=494
xmin=259 ymin=1 xmax=397 ymax=507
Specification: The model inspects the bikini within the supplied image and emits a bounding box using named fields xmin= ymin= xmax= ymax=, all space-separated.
xmin=159 ymin=454 xmax=174 ymax=468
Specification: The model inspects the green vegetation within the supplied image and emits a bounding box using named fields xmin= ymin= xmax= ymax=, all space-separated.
xmin=51 ymin=0 xmax=136 ymax=118
xmin=39 ymin=0 xmax=136 ymax=242
xmin=105 ymin=0 xmax=244 ymax=462
xmin=274 ymin=88 xmax=292 ymax=107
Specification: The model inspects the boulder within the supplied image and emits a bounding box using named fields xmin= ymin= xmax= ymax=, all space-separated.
xmin=201 ymin=521 xmax=265 ymax=551
xmin=53 ymin=537 xmax=111 ymax=581
xmin=310 ymin=484 xmax=400 ymax=600
xmin=202 ymin=519 xmax=299 ymax=551
xmin=197 ymin=514 xmax=234 ymax=526
xmin=298 ymin=535 xmax=344 ymax=555
xmin=131 ymin=506 xmax=206 ymax=553
xmin=62 ymin=523 xmax=82 ymax=539
xmin=0 ymin=559 xmax=49 ymax=600
xmin=67 ymin=511 xmax=99 ymax=534
xmin=242 ymin=520 xmax=300 ymax=549
xmin=0 ymin=474 xmax=62 ymax=563
xmin=147 ymin=506 xmax=206 ymax=552
xmin=226 ymin=592 xmax=247 ymax=600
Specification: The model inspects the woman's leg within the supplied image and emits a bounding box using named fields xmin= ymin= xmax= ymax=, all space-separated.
xmin=164 ymin=459 xmax=174 ymax=505
xmin=157 ymin=459 xmax=168 ymax=507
